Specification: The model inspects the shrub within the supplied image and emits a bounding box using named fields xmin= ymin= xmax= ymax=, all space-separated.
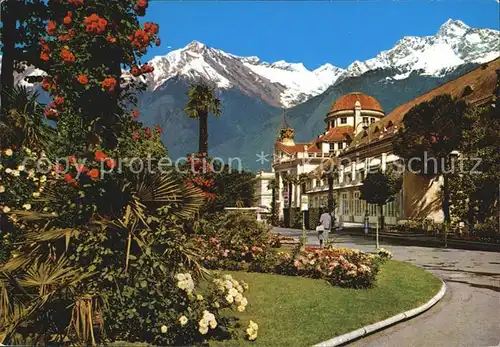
xmin=378 ymin=248 xmax=393 ymax=260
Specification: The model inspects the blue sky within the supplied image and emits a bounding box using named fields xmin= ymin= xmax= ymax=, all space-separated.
xmin=144 ymin=0 xmax=499 ymax=70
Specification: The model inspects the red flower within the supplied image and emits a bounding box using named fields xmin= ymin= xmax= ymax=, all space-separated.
xmin=58 ymin=33 xmax=70 ymax=41
xmin=134 ymin=0 xmax=148 ymax=15
xmin=40 ymin=52 xmax=50 ymax=62
xmin=144 ymin=22 xmax=159 ymax=35
xmin=105 ymin=158 xmax=117 ymax=169
xmin=47 ymin=21 xmax=57 ymax=36
xmin=141 ymin=64 xmax=154 ymax=74
xmin=87 ymin=169 xmax=100 ymax=180
xmin=64 ymin=173 xmax=75 ymax=184
xmin=130 ymin=29 xmax=150 ymax=50
xmin=154 ymin=125 xmax=163 ymax=134
xmin=131 ymin=110 xmax=140 ymax=118
xmin=55 ymin=96 xmax=64 ymax=106
xmin=77 ymin=74 xmax=89 ymax=85
xmin=101 ymin=77 xmax=117 ymax=92
xmin=132 ymin=132 xmax=140 ymax=141
xmin=60 ymin=48 xmax=75 ymax=64
xmin=74 ymin=163 xmax=88 ymax=173
xmin=42 ymin=77 xmax=53 ymax=91
xmin=44 ymin=107 xmax=58 ymax=120
xmin=130 ymin=66 xmax=141 ymax=77
xmin=106 ymin=35 xmax=117 ymax=44
xmin=68 ymin=0 xmax=84 ymax=6
xmin=94 ymin=150 xmax=108 ymax=162
xmin=84 ymin=14 xmax=108 ymax=34
xmin=63 ymin=12 xmax=72 ymax=26
xmin=68 ymin=156 xmax=77 ymax=164
xmin=41 ymin=43 xmax=50 ymax=53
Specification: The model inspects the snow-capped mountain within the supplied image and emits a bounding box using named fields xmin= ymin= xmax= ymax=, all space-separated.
xmin=138 ymin=19 xmax=498 ymax=108
xmin=139 ymin=41 xmax=345 ymax=108
xmin=344 ymin=19 xmax=499 ymax=79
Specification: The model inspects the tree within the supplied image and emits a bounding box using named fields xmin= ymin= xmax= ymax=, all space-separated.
xmin=0 ymin=0 xmax=47 ymax=119
xmin=360 ymin=170 xmax=402 ymax=231
xmin=267 ymin=178 xmax=278 ymax=225
xmin=448 ymin=104 xmax=500 ymax=232
xmin=393 ymin=94 xmax=469 ymax=231
xmin=184 ymin=83 xmax=221 ymax=156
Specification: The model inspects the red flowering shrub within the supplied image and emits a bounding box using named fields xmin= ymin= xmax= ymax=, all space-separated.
xmin=68 ymin=0 xmax=84 ymax=6
xmin=130 ymin=29 xmax=150 ymax=51
xmin=44 ymin=107 xmax=58 ymax=120
xmin=40 ymin=52 xmax=50 ymax=62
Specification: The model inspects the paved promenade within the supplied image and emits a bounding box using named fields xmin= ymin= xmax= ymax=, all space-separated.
xmin=274 ymin=228 xmax=500 ymax=347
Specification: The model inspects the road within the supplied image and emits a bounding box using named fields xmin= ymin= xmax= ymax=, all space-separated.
xmin=273 ymin=228 xmax=500 ymax=347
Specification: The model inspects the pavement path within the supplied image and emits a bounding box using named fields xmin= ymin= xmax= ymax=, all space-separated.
xmin=274 ymin=228 xmax=500 ymax=347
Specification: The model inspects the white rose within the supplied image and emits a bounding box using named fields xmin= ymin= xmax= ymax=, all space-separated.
xmin=160 ymin=325 xmax=168 ymax=334
xmin=22 ymin=204 xmax=32 ymax=210
xmin=2 ymin=206 xmax=11 ymax=213
xmin=4 ymin=149 xmax=13 ymax=156
xmin=199 ymin=326 xmax=208 ymax=335
xmin=5 ymin=168 xmax=12 ymax=174
xmin=179 ymin=315 xmax=188 ymax=326
xmin=12 ymin=170 xmax=20 ymax=177
xmin=225 ymin=294 xmax=234 ymax=304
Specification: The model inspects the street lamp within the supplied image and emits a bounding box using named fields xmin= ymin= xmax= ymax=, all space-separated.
xmin=355 ymin=121 xmax=371 ymax=237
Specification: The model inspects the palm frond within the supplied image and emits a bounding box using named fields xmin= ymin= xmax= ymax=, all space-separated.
xmin=184 ymin=83 xmax=221 ymax=119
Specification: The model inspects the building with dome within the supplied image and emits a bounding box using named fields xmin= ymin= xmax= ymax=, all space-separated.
xmin=270 ymin=58 xmax=500 ymax=228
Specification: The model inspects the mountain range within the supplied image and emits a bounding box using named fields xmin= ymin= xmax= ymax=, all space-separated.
xmin=136 ymin=19 xmax=498 ymax=171
xmin=2 ymin=19 xmax=499 ymax=171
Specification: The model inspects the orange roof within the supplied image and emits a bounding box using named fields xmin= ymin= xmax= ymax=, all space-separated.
xmin=317 ymin=126 xmax=354 ymax=142
xmin=329 ymin=92 xmax=384 ymax=113
xmin=347 ymin=57 xmax=500 ymax=148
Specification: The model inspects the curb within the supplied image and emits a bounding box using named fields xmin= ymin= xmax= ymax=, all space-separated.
xmin=314 ymin=281 xmax=447 ymax=347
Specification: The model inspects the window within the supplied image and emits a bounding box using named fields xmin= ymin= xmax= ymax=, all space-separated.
xmin=340 ymin=117 xmax=347 ymax=124
xmin=353 ymin=191 xmax=363 ymax=216
xmin=329 ymin=143 xmax=336 ymax=152
xmin=370 ymin=118 xmax=376 ymax=123
xmin=373 ymin=126 xmax=380 ymax=134
xmin=362 ymin=117 xmax=369 ymax=124
xmin=338 ymin=142 xmax=343 ymax=150
xmin=341 ymin=193 xmax=349 ymax=215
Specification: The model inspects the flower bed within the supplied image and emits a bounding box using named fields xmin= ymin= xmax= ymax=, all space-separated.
xmin=197 ymin=238 xmax=383 ymax=289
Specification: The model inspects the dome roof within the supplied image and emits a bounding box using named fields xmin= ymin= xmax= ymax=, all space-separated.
xmin=329 ymin=92 xmax=384 ymax=113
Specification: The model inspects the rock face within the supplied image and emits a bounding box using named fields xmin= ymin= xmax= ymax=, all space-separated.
xmin=2 ymin=19 xmax=498 ymax=171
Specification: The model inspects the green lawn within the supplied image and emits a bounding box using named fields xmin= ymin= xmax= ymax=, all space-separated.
xmin=214 ymin=261 xmax=442 ymax=347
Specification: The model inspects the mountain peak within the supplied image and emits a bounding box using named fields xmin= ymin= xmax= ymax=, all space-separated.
xmin=437 ymin=19 xmax=470 ymax=37
xmin=185 ymin=40 xmax=207 ymax=52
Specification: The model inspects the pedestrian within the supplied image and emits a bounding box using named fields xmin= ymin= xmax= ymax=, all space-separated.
xmin=317 ymin=208 xmax=332 ymax=248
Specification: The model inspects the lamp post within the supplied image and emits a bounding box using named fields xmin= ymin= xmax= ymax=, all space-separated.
xmin=355 ymin=121 xmax=371 ymax=237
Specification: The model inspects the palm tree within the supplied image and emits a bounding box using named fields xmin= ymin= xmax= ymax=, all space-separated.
xmin=184 ymin=83 xmax=221 ymax=156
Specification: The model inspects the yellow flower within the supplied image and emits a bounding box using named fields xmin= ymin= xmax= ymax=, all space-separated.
xmin=196 ymin=294 xmax=204 ymax=301
xmin=0 ymin=185 xmax=5 ymax=193
xmin=237 ymin=305 xmax=245 ymax=312
xmin=17 ymin=165 xmax=25 ymax=172
xmin=4 ymin=149 xmax=13 ymax=156
xmin=179 ymin=315 xmax=188 ymax=326
xmin=160 ymin=325 xmax=168 ymax=334
xmin=32 ymin=192 xmax=40 ymax=198
xmin=225 ymin=294 xmax=234 ymax=304
xmin=40 ymin=175 xmax=47 ymax=183
xmin=2 ymin=206 xmax=11 ymax=213
xmin=209 ymin=320 xmax=217 ymax=329
xmin=213 ymin=301 xmax=220 ymax=308
xmin=249 ymin=333 xmax=258 ymax=341
xmin=199 ymin=326 xmax=208 ymax=335
xmin=22 ymin=204 xmax=32 ymax=211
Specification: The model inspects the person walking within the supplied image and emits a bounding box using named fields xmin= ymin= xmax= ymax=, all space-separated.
xmin=317 ymin=208 xmax=332 ymax=248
